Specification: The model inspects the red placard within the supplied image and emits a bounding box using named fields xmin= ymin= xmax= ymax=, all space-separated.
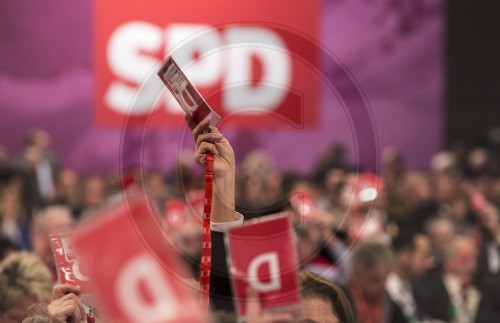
xmin=158 ymin=56 xmax=221 ymax=126
xmin=225 ymin=213 xmax=301 ymax=319
xmin=72 ymin=188 xmax=205 ymax=322
xmin=164 ymin=191 xmax=205 ymax=229
xmin=165 ymin=199 xmax=187 ymax=229
xmin=49 ymin=232 xmax=94 ymax=306
xmin=94 ymin=0 xmax=318 ymax=128
xmin=289 ymin=190 xmax=318 ymax=223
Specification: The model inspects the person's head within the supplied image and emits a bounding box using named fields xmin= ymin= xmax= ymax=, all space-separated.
xmin=31 ymin=205 xmax=73 ymax=278
xmin=350 ymin=239 xmax=393 ymax=302
xmin=21 ymin=304 xmax=49 ymax=323
xmin=0 ymin=236 xmax=18 ymax=262
xmin=444 ymin=235 xmax=478 ymax=285
xmin=0 ymin=167 xmax=24 ymax=217
xmin=299 ymin=271 xmax=355 ymax=323
xmin=426 ymin=218 xmax=455 ymax=255
xmin=25 ymin=130 xmax=51 ymax=150
xmin=0 ymin=252 xmax=52 ymax=323
xmin=81 ymin=176 xmax=105 ymax=209
xmin=392 ymin=230 xmax=433 ymax=279
xmin=402 ymin=171 xmax=433 ymax=207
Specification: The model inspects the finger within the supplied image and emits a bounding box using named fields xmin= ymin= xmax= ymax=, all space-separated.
xmin=69 ymin=304 xmax=82 ymax=323
xmin=77 ymin=299 xmax=86 ymax=321
xmin=196 ymin=142 xmax=219 ymax=162
xmin=262 ymin=312 xmax=294 ymax=323
xmin=52 ymin=284 xmax=81 ymax=300
xmin=196 ymin=132 xmax=223 ymax=148
xmin=49 ymin=299 xmax=80 ymax=323
xmin=183 ymin=113 xmax=197 ymax=130
xmin=69 ymin=305 xmax=81 ymax=323
xmin=65 ymin=294 xmax=86 ymax=322
xmin=245 ymin=287 xmax=261 ymax=318
xmin=192 ymin=118 xmax=211 ymax=139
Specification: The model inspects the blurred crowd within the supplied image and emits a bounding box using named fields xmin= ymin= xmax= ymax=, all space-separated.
xmin=1 ymin=129 xmax=500 ymax=323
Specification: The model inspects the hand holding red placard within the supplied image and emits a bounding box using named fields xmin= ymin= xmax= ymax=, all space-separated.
xmin=158 ymin=56 xmax=221 ymax=127
xmin=225 ymin=214 xmax=302 ymax=320
xmin=49 ymin=232 xmax=94 ymax=304
xmin=72 ymin=187 xmax=205 ymax=322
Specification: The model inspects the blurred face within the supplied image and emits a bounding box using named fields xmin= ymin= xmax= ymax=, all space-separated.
xmin=324 ymin=168 xmax=345 ymax=197
xmin=436 ymin=174 xmax=457 ymax=202
xmin=58 ymin=169 xmax=78 ymax=189
xmin=31 ymin=130 xmax=51 ymax=149
xmin=409 ymin=235 xmax=433 ymax=278
xmin=447 ymin=240 xmax=478 ymax=285
xmin=173 ymin=211 xmax=202 ymax=258
xmin=296 ymin=227 xmax=319 ymax=264
xmin=32 ymin=210 xmax=73 ymax=277
xmin=356 ymin=264 xmax=390 ymax=302
xmin=451 ymin=197 xmax=469 ymax=222
xmin=82 ymin=177 xmax=104 ymax=208
xmin=429 ymin=222 xmax=454 ymax=254
xmin=22 ymin=145 xmax=43 ymax=166
xmin=300 ymin=297 xmax=339 ymax=323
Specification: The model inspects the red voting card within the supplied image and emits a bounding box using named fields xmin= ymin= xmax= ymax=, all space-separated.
xmin=158 ymin=56 xmax=221 ymax=126
xmin=225 ymin=214 xmax=302 ymax=319
xmin=165 ymin=199 xmax=186 ymax=230
xmin=289 ymin=190 xmax=318 ymax=223
xmin=50 ymin=232 xmax=94 ymax=306
xmin=72 ymin=188 xmax=205 ymax=323
xmin=164 ymin=191 xmax=205 ymax=229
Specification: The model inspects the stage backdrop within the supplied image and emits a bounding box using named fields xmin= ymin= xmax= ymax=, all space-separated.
xmin=0 ymin=0 xmax=444 ymax=174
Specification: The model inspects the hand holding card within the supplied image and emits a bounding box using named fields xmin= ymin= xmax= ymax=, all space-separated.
xmin=158 ymin=56 xmax=221 ymax=127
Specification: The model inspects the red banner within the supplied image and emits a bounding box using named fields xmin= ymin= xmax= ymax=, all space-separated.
xmin=225 ymin=214 xmax=301 ymax=319
xmin=72 ymin=189 xmax=205 ymax=322
xmin=94 ymin=0 xmax=318 ymax=128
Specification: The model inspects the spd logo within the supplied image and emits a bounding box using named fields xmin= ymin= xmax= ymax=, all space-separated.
xmin=94 ymin=0 xmax=318 ymax=127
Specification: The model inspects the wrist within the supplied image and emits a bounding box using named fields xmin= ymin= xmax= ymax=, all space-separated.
xmin=212 ymin=171 xmax=236 ymax=223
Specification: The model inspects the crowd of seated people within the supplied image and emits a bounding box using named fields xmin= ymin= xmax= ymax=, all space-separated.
xmin=1 ymin=127 xmax=500 ymax=322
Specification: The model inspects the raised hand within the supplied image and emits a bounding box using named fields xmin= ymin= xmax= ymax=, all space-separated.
xmin=185 ymin=115 xmax=236 ymax=223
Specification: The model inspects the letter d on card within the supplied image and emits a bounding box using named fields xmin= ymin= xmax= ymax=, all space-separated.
xmin=72 ymin=188 xmax=205 ymax=322
xmin=225 ymin=214 xmax=301 ymax=320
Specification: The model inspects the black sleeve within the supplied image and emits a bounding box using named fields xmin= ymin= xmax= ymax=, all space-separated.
xmin=209 ymin=230 xmax=235 ymax=312
xmin=475 ymin=274 xmax=500 ymax=323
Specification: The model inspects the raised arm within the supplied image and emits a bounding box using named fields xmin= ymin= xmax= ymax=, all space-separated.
xmin=185 ymin=115 xmax=237 ymax=223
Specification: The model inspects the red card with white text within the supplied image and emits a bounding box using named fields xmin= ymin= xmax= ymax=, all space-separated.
xmin=49 ymin=232 xmax=94 ymax=305
xmin=72 ymin=188 xmax=205 ymax=322
xmin=225 ymin=214 xmax=301 ymax=319
xmin=158 ymin=56 xmax=221 ymax=126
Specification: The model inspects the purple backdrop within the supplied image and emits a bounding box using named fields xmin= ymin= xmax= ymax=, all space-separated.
xmin=0 ymin=0 xmax=444 ymax=175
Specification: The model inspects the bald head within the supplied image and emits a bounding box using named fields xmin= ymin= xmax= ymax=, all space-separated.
xmin=32 ymin=205 xmax=73 ymax=278
xmin=35 ymin=205 xmax=73 ymax=234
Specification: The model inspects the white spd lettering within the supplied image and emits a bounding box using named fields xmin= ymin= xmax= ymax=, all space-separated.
xmin=72 ymin=260 xmax=90 ymax=281
xmin=105 ymin=22 xmax=291 ymax=115
xmin=247 ymin=252 xmax=281 ymax=293
xmin=116 ymin=254 xmax=179 ymax=321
